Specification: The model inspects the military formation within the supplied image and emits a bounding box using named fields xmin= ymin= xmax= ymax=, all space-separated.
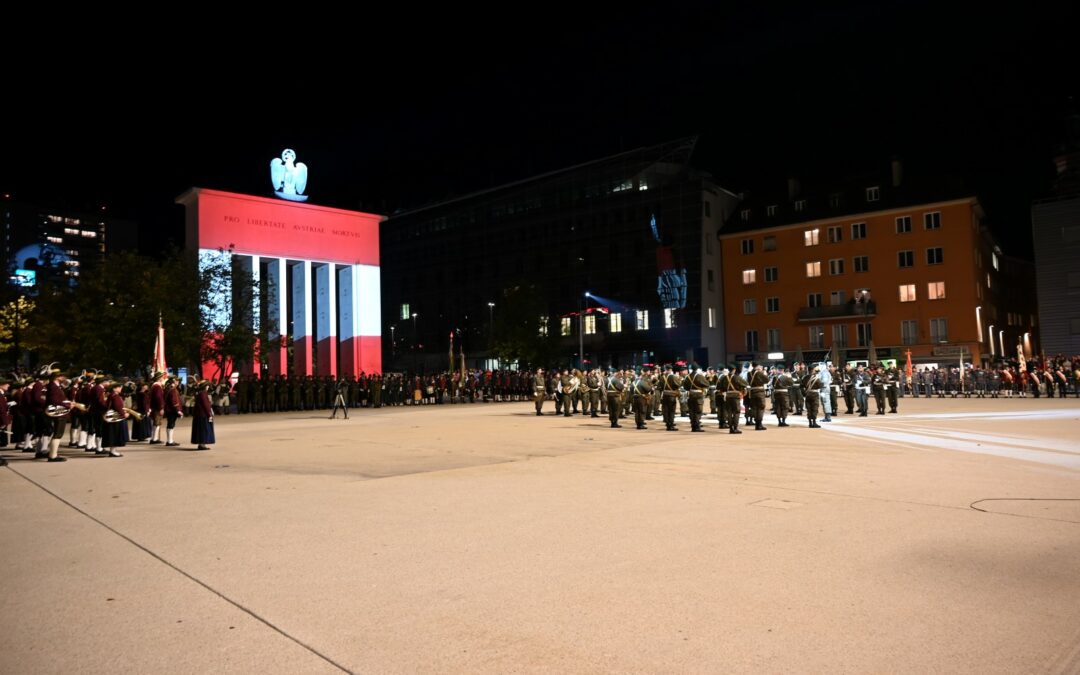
xmin=531 ymin=362 xmax=912 ymax=433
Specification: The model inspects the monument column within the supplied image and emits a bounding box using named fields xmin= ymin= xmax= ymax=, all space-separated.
xmin=292 ymin=260 xmax=313 ymax=376
xmin=266 ymin=258 xmax=288 ymax=376
xmin=316 ymin=263 xmax=337 ymax=377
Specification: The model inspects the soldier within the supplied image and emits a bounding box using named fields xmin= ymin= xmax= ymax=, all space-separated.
xmin=828 ymin=364 xmax=841 ymax=418
xmin=747 ymin=362 xmax=770 ymax=431
xmin=586 ymin=368 xmax=601 ymax=418
xmin=886 ymin=366 xmax=900 ymax=413
xmin=631 ymin=368 xmax=653 ymax=430
xmin=533 ymin=368 xmax=547 ymax=416
xmin=684 ymin=364 xmax=708 ymax=432
xmin=706 ymin=367 xmax=718 ymax=417
xmin=803 ymin=365 xmax=824 ymax=428
xmin=773 ymin=365 xmax=793 ymax=427
xmin=842 ymin=364 xmax=855 ymax=414
xmin=871 ymin=366 xmax=887 ymax=414
xmin=817 ymin=361 xmax=833 ymax=423
xmin=659 ymin=364 xmax=680 ymax=431
xmin=790 ymin=362 xmax=804 ymax=415
xmin=605 ymin=368 xmax=625 ymax=429
xmin=719 ymin=364 xmax=748 ymax=434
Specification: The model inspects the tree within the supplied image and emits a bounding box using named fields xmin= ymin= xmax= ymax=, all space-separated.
xmin=0 ymin=296 xmax=36 ymax=363
xmin=198 ymin=247 xmax=261 ymax=382
xmin=490 ymin=284 xmax=557 ymax=367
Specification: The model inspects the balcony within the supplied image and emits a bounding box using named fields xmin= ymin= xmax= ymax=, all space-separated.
xmin=797 ymin=300 xmax=877 ymax=321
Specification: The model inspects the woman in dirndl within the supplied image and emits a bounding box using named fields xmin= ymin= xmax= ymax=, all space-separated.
xmin=99 ymin=381 xmax=127 ymax=457
xmin=191 ymin=381 xmax=215 ymax=451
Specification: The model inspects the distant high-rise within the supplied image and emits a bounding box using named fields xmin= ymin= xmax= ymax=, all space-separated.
xmin=1 ymin=195 xmax=138 ymax=290
xmin=1031 ymin=107 xmax=1080 ymax=356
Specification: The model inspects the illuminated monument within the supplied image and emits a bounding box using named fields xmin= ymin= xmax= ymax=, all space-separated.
xmin=178 ymin=150 xmax=383 ymax=377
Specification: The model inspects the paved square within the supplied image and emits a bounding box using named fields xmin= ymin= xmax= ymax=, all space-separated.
xmin=2 ymin=397 xmax=1079 ymax=673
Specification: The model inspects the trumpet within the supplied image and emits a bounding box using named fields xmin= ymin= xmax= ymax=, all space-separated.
xmin=104 ymin=408 xmax=144 ymax=423
xmin=125 ymin=407 xmax=145 ymax=421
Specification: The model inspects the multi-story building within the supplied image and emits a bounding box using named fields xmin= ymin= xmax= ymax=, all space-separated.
xmin=381 ymin=138 xmax=740 ymax=370
xmin=719 ymin=161 xmax=1036 ymax=366
xmin=1032 ymin=111 xmax=1080 ymax=356
xmin=1 ymin=195 xmax=138 ymax=290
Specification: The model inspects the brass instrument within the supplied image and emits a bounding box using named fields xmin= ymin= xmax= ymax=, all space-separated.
xmin=46 ymin=401 xmax=88 ymax=418
xmin=125 ymin=407 xmax=144 ymax=421
xmin=103 ymin=407 xmax=144 ymax=423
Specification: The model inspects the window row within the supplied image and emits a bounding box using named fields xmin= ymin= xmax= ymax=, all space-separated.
xmin=739 ymin=212 xmax=942 ymax=253
xmin=744 ymin=318 xmax=949 ymax=352
xmin=742 ymin=248 xmax=944 ymax=284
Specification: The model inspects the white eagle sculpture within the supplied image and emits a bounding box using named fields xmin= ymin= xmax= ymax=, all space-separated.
xmin=269 ymin=148 xmax=309 ymax=202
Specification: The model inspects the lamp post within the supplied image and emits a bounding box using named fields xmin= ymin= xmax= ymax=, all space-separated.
xmin=412 ymin=313 xmax=418 ymax=373
xmin=988 ymin=324 xmax=995 ymax=359
xmin=391 ymin=325 xmax=396 ymax=360
xmin=580 ymin=292 xmax=591 ymax=370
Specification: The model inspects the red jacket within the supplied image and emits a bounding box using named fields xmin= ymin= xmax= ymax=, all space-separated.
xmin=194 ymin=390 xmax=213 ymax=418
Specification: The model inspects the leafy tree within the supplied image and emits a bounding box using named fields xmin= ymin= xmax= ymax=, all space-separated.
xmin=0 ymin=296 xmax=37 ymax=363
xmin=491 ymin=284 xmax=558 ymax=367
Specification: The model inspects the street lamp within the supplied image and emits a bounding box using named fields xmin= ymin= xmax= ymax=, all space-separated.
xmin=988 ymin=325 xmax=995 ymax=358
xmin=580 ymin=292 xmax=590 ymax=370
xmin=412 ymin=313 xmax=418 ymax=373
xmin=391 ymin=325 xmax=396 ymax=360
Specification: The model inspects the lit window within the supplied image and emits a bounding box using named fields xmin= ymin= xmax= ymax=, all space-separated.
xmin=899 ymin=284 xmax=916 ymax=302
xmin=928 ymin=281 xmax=946 ymax=300
xmin=584 ymin=315 xmax=596 ymax=334
xmin=742 ymin=269 xmax=756 ymax=284
xmin=636 ymin=310 xmax=649 ymax=330
xmin=538 ymin=315 xmax=549 ymax=336
xmin=80 ymin=230 xmax=96 ymax=238
xmin=743 ymin=299 xmax=757 ymax=314
xmin=63 ymin=228 xmax=79 ymax=235
xmin=664 ymin=308 xmax=677 ymax=328
xmin=46 ymin=236 xmax=63 ymax=244
xmin=851 ymin=222 xmax=867 ymax=239
xmin=610 ymin=313 xmax=622 ymax=333
xmin=829 ymin=258 xmax=844 ymax=275
xmin=766 ymin=297 xmax=779 ymax=313
xmin=638 ymin=179 xmax=648 ymax=191
xmin=707 ymin=307 xmax=716 ymax=328
xmin=806 ymin=261 xmax=821 ymax=278
xmin=896 ymin=216 xmax=912 ymax=234
xmin=741 ymin=239 xmax=754 ymax=254
xmin=924 ymin=212 xmax=941 ymax=230
xmin=400 ymin=303 xmax=410 ymax=320
xmin=991 ymin=252 xmax=999 ymax=270
xmin=866 ymin=186 xmax=880 ymax=202
xmin=560 ymin=317 xmax=572 ymax=336
xmin=986 ymin=273 xmax=992 ymax=289
xmin=804 ymin=229 xmax=820 ymax=246
xmin=48 ymin=215 xmax=63 ymax=223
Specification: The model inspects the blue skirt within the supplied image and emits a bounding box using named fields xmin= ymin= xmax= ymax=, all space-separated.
xmin=191 ymin=416 xmax=215 ymax=445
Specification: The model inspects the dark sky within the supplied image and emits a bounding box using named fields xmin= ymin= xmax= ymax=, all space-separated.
xmin=5 ymin=5 xmax=1076 ymax=258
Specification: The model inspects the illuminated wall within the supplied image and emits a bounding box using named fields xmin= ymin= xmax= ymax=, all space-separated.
xmin=178 ymin=188 xmax=384 ymax=377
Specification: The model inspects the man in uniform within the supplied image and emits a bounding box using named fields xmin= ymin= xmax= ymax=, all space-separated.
xmin=719 ymin=364 xmax=747 ymax=434
xmin=803 ymin=364 xmax=824 ymax=428
xmin=631 ymin=368 xmax=653 ymax=430
xmin=533 ymin=368 xmax=547 ymax=416
xmin=842 ymin=364 xmax=855 ymax=414
xmin=773 ymin=365 xmax=793 ymax=427
xmin=885 ymin=366 xmax=900 ymax=413
xmin=854 ymin=364 xmax=870 ymax=416
xmin=605 ymin=368 xmax=625 ymax=429
xmin=790 ymin=362 xmax=804 ymax=416
xmin=659 ymin=364 xmax=680 ymax=431
xmin=871 ymin=366 xmax=887 ymax=414
xmin=747 ymin=362 xmax=770 ymax=431
xmin=41 ymin=365 xmax=69 ymax=462
xmin=585 ymin=368 xmax=601 ymax=418
xmin=684 ymin=363 xmax=709 ymax=432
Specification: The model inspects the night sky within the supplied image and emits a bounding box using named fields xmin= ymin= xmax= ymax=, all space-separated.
xmin=5 ymin=5 xmax=1075 ymax=258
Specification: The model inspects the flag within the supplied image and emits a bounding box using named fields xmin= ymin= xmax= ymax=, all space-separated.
xmin=449 ymin=331 xmax=454 ymax=376
xmin=152 ymin=315 xmax=167 ymax=375
xmin=1017 ymin=342 xmax=1026 ymax=373
xmin=904 ymin=349 xmax=913 ymax=380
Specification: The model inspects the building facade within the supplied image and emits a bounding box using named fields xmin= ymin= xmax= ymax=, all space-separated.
xmin=720 ymin=164 xmax=1036 ymax=366
xmin=1 ymin=195 xmax=137 ymax=290
xmin=1031 ymin=112 xmax=1080 ymax=356
xmin=380 ymin=139 xmax=740 ymax=371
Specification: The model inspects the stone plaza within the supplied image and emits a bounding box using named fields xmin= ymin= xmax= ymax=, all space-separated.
xmin=2 ymin=397 xmax=1078 ymax=673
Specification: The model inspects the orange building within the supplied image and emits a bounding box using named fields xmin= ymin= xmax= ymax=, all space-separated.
xmin=719 ymin=172 xmax=1034 ymax=366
